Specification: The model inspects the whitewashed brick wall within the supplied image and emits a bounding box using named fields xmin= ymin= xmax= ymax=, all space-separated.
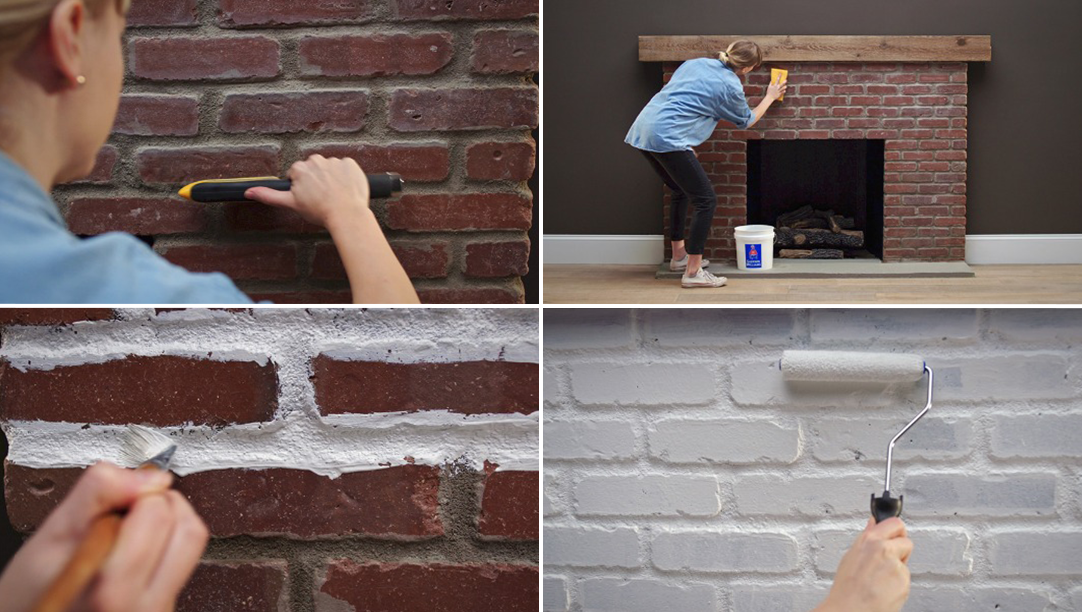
xmin=543 ymin=308 xmax=1082 ymax=612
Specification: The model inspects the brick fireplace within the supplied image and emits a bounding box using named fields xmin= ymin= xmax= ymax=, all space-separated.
xmin=641 ymin=36 xmax=990 ymax=264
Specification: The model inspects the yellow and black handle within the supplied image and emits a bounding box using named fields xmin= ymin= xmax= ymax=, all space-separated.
xmin=178 ymin=173 xmax=403 ymax=202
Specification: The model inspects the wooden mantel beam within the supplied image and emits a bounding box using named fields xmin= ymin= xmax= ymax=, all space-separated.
xmin=638 ymin=35 xmax=992 ymax=62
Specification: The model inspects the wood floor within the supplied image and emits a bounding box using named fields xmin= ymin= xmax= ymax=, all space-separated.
xmin=543 ymin=264 xmax=1082 ymax=304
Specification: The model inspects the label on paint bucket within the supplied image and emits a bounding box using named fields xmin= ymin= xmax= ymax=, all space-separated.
xmin=745 ymin=243 xmax=762 ymax=268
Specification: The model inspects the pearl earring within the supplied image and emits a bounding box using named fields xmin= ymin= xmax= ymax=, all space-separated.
xmin=76 ymin=75 xmax=87 ymax=86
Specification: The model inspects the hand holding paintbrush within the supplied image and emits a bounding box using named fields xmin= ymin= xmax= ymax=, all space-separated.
xmin=0 ymin=426 xmax=208 ymax=612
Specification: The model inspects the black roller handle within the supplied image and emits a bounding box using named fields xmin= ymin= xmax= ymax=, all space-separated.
xmin=181 ymin=173 xmax=403 ymax=202
xmin=871 ymin=491 xmax=903 ymax=523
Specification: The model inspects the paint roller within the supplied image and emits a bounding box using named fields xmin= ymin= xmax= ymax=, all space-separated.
xmin=781 ymin=350 xmax=934 ymax=523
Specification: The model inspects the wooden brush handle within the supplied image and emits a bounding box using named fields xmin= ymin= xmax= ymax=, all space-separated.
xmin=31 ymin=512 xmax=123 ymax=612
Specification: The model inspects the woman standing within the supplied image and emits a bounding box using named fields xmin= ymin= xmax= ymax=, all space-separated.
xmin=626 ymin=40 xmax=787 ymax=288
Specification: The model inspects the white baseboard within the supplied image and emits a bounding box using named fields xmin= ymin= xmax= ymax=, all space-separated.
xmin=965 ymin=235 xmax=1082 ymax=264
xmin=544 ymin=234 xmax=1082 ymax=265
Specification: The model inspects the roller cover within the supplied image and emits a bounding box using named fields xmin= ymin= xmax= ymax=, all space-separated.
xmin=781 ymin=350 xmax=925 ymax=383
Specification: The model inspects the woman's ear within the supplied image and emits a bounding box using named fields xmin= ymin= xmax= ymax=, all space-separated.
xmin=46 ymin=0 xmax=86 ymax=89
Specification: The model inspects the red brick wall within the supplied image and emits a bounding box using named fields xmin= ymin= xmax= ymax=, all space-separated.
xmin=662 ymin=61 xmax=968 ymax=262
xmin=53 ymin=0 xmax=539 ymax=304
xmin=0 ymin=308 xmax=539 ymax=611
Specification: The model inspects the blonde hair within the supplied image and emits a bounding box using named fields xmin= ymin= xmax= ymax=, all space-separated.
xmin=0 ymin=0 xmax=129 ymax=61
xmin=718 ymin=40 xmax=763 ymax=71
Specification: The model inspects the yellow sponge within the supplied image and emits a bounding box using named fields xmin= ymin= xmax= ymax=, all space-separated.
xmin=771 ymin=68 xmax=788 ymax=101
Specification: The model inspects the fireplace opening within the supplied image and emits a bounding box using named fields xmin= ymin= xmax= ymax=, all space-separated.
xmin=746 ymin=139 xmax=885 ymax=260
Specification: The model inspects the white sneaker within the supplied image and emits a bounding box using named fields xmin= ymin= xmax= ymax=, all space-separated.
xmin=681 ymin=268 xmax=727 ymax=288
xmin=669 ymin=255 xmax=710 ymax=272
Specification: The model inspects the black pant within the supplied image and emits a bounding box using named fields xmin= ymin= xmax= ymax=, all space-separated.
xmin=640 ymin=149 xmax=717 ymax=256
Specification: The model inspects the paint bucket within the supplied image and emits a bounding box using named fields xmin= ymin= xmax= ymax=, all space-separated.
xmin=734 ymin=224 xmax=775 ymax=271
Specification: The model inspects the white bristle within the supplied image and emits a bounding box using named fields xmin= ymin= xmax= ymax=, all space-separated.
xmin=118 ymin=425 xmax=176 ymax=467
xmin=781 ymin=350 xmax=925 ymax=383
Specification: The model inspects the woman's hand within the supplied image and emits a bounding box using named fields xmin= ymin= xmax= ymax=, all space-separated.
xmin=0 ymin=462 xmax=209 ymax=612
xmin=767 ymin=78 xmax=788 ymax=101
xmin=245 ymin=154 xmax=371 ymax=231
xmin=814 ymin=517 xmax=913 ymax=612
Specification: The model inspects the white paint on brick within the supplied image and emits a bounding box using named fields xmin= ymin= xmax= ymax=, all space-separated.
xmin=987 ymin=309 xmax=1082 ymax=342
xmin=544 ymin=309 xmax=634 ymax=349
xmin=988 ymin=531 xmax=1082 ymax=575
xmin=575 ymin=475 xmax=721 ymax=517
xmin=1 ymin=309 xmax=539 ymax=476
xmin=810 ymin=416 xmax=972 ymax=463
xmin=544 ymin=527 xmax=640 ymax=568
xmin=991 ymin=414 xmax=1082 ymax=458
xmin=643 ymin=309 xmax=798 ymax=346
xmin=542 ymin=576 xmax=569 ymax=612
xmin=543 ymin=474 xmax=559 ymax=516
xmin=905 ymin=587 xmax=1055 ymax=611
xmin=930 ymin=354 xmax=1074 ymax=401
xmin=730 ymin=586 xmax=830 ymax=612
xmin=810 ymin=308 xmax=978 ymax=343
xmin=903 ymin=472 xmax=1058 ymax=517
xmin=580 ymin=578 xmax=717 ymax=612
xmin=652 ymin=531 xmax=799 ymax=573
xmin=647 ymin=418 xmax=801 ymax=464
xmin=733 ymin=474 xmax=880 ymax=517
xmin=544 ymin=420 xmax=637 ymax=461
xmin=814 ymin=528 xmax=973 ymax=576
xmin=571 ymin=362 xmax=716 ymax=406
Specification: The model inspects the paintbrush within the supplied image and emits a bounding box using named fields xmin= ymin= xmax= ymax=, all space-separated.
xmin=31 ymin=425 xmax=177 ymax=612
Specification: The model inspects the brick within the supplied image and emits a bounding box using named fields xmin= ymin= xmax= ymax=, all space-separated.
xmin=126 ymin=0 xmax=198 ymax=26
xmin=988 ymin=532 xmax=1082 ymax=575
xmin=311 ymin=242 xmax=451 ymax=280
xmin=178 ymin=561 xmax=288 ymax=612
xmin=219 ymin=91 xmax=368 ymax=134
xmin=311 ymin=356 xmax=538 ymax=415
xmin=543 ymin=473 xmax=559 ymax=516
xmin=66 ymin=198 xmax=206 ymax=235
xmin=395 ymin=0 xmax=538 ymax=20
xmin=389 ymin=88 xmax=537 ymax=131
xmin=543 ymin=420 xmax=636 ymax=460
xmin=218 ymin=0 xmax=373 ymax=27
xmin=574 ymin=475 xmax=720 ymax=517
xmin=582 ymin=579 xmax=717 ymax=612
xmin=0 ymin=355 xmax=276 ymax=426
xmin=137 ymin=145 xmax=280 ymax=185
xmin=298 ymin=33 xmax=452 ymax=77
xmin=931 ymin=354 xmax=1073 ymax=401
xmin=300 ymin=143 xmax=450 ymax=182
xmin=988 ymin=309 xmax=1082 ymax=342
xmin=642 ymin=309 xmax=796 ymax=346
xmin=570 ymin=362 xmax=714 ymax=406
xmin=811 ymin=417 xmax=972 ymax=463
xmin=465 ymin=240 xmax=530 ymax=277
xmin=729 ymin=360 xmax=904 ymax=409
xmin=472 ymin=30 xmax=538 ymax=74
xmin=543 ymin=576 xmax=568 ymax=611
xmin=731 ymin=586 xmax=829 ymax=612
xmin=478 ymin=470 xmax=538 ymax=540
xmin=543 ymin=309 xmax=632 ymax=349
xmin=652 ymin=532 xmax=798 ymax=573
xmin=904 ymin=473 xmax=1057 ymax=517
xmin=130 ymin=37 xmax=280 ymax=81
xmin=991 ymin=415 xmax=1082 ymax=459
xmin=544 ymin=527 xmax=639 ymax=568
xmin=648 ymin=419 xmax=800 ymax=464
xmin=466 ymin=141 xmax=536 ymax=181
xmin=733 ymin=475 xmax=879 ymax=517
xmin=317 ymin=561 xmax=535 ymax=612
xmin=815 ymin=528 xmax=972 ymax=576
xmin=386 ymin=193 xmax=532 ymax=231
xmin=417 ymin=287 xmax=523 ymax=304
xmin=162 ymin=244 xmax=298 ymax=281
xmin=0 ymin=309 xmax=113 ymax=326
xmin=905 ymin=587 xmax=1053 ymax=612
xmin=223 ymin=203 xmax=325 ymax=234
xmin=72 ymin=146 xmax=117 ymax=184
xmin=247 ymin=290 xmax=353 ymax=305
xmin=113 ymin=95 xmax=199 ymax=136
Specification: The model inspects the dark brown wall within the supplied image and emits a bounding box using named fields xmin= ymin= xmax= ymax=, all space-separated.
xmin=546 ymin=0 xmax=1082 ymax=235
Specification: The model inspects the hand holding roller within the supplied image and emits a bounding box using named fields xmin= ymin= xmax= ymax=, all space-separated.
xmin=178 ymin=173 xmax=403 ymax=202
xmin=781 ymin=350 xmax=934 ymax=523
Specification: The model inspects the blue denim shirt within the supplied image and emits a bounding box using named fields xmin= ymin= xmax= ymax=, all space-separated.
xmin=0 ymin=150 xmax=253 ymax=304
xmin=626 ymin=58 xmax=756 ymax=153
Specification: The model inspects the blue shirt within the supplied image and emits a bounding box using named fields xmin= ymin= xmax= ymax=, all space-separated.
xmin=626 ymin=58 xmax=756 ymax=153
xmin=0 ymin=151 xmax=254 ymax=304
